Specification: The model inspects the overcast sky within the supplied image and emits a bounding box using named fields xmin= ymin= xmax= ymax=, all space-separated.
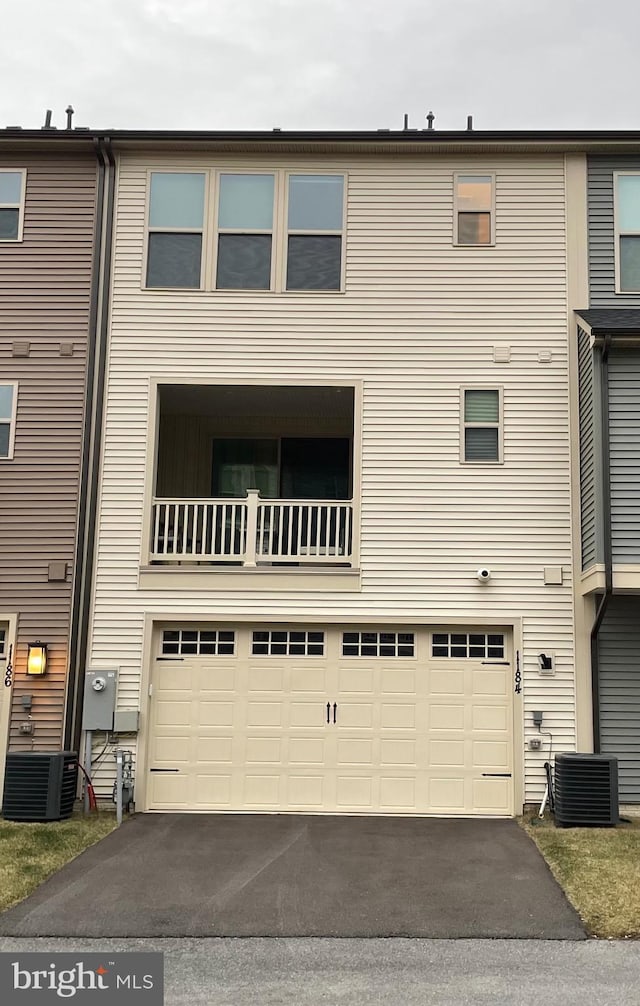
xmin=1 ymin=0 xmax=639 ymax=132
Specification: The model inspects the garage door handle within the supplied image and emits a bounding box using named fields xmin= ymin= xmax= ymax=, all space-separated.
xmin=149 ymin=768 xmax=180 ymax=773
xmin=333 ymin=702 xmax=337 ymax=724
xmin=481 ymin=773 xmax=512 ymax=778
xmin=326 ymin=702 xmax=331 ymax=724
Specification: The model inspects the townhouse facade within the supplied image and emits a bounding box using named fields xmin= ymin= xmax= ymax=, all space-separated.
xmin=576 ymin=153 xmax=640 ymax=802
xmin=0 ymin=128 xmax=110 ymax=801
xmin=83 ymin=130 xmax=593 ymax=816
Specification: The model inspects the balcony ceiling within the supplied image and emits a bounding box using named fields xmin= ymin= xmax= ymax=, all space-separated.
xmin=159 ymin=384 xmax=354 ymax=419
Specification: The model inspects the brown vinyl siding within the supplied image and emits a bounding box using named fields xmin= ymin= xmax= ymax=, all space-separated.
xmin=0 ymin=152 xmax=97 ymax=750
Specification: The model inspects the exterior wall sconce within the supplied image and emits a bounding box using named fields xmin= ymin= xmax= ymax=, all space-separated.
xmin=26 ymin=641 xmax=48 ymax=677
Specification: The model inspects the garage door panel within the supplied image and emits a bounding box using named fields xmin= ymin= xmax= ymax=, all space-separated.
xmin=430 ymin=777 xmax=465 ymax=811
xmin=148 ymin=625 xmax=514 ymax=816
xmin=430 ymin=669 xmax=465 ymax=694
xmin=199 ymin=701 xmax=234 ymax=727
xmin=429 ymin=704 xmax=465 ymax=730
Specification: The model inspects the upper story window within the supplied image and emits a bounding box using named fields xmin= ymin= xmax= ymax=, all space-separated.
xmin=615 ymin=173 xmax=640 ymax=292
xmin=0 ymin=170 xmax=26 ymax=242
xmin=216 ymin=174 xmax=274 ymax=290
xmin=0 ymin=383 xmax=18 ymax=459
xmin=462 ymin=388 xmax=502 ymax=463
xmin=146 ymin=172 xmax=206 ymax=289
xmin=145 ymin=170 xmax=345 ymax=292
xmin=455 ymin=174 xmax=493 ymax=245
xmin=286 ymin=175 xmax=344 ymax=290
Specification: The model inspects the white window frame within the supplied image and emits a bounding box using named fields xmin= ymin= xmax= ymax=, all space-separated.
xmin=213 ymin=171 xmax=277 ymax=292
xmin=143 ymin=170 xmax=209 ymax=291
xmin=283 ymin=171 xmax=347 ymax=293
xmin=614 ymin=171 xmax=640 ymax=294
xmin=460 ymin=386 xmax=503 ymax=465
xmin=0 ymin=382 xmax=18 ymax=460
xmin=142 ymin=169 xmax=347 ymax=294
xmin=0 ymin=169 xmax=26 ymax=243
xmin=453 ymin=172 xmax=495 ymax=247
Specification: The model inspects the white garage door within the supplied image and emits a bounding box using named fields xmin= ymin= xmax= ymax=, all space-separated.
xmin=147 ymin=625 xmax=514 ymax=815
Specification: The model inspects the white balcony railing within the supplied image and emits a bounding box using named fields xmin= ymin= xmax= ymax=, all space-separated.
xmin=150 ymin=489 xmax=354 ymax=566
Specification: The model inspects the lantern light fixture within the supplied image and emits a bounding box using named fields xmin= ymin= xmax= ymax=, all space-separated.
xmin=26 ymin=641 xmax=48 ymax=677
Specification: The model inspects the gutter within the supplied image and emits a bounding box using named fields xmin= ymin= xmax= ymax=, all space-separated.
xmin=589 ymin=334 xmax=613 ymax=752
xmin=64 ymin=136 xmax=116 ymax=753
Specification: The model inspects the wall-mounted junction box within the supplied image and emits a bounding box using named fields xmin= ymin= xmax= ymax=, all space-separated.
xmin=82 ymin=669 xmax=118 ymax=731
xmin=113 ymin=710 xmax=140 ymax=733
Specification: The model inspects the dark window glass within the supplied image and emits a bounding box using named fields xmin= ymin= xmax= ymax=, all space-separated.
xmin=309 ymin=632 xmax=324 ymax=643
xmin=0 ymin=422 xmax=10 ymax=456
xmin=432 ymin=646 xmax=448 ymax=657
xmin=253 ymin=631 xmax=269 ymax=642
xmin=200 ymin=643 xmax=216 ymax=655
xmin=451 ymin=646 xmax=467 ymax=657
xmin=465 ymin=427 xmax=499 ymax=462
xmin=620 ymin=235 xmax=640 ymax=291
xmin=182 ymin=631 xmax=198 ymax=642
xmin=290 ymin=643 xmax=305 ymax=655
xmin=163 ymin=630 xmax=179 ymax=642
xmin=399 ymin=633 xmax=415 ymax=645
xmin=290 ymin=632 xmax=305 ymax=642
xmin=380 ymin=633 xmax=395 ymax=644
xmin=398 ymin=645 xmax=414 ymax=657
xmin=469 ymin=646 xmax=485 ymax=658
xmin=219 ymin=631 xmax=235 ymax=642
xmin=361 ymin=645 xmax=377 ymax=656
xmin=0 ymin=208 xmax=19 ymax=240
xmin=182 ymin=642 xmax=198 ymax=654
xmin=271 ymin=643 xmax=287 ymax=655
xmin=146 ymin=232 xmax=202 ymax=288
xmin=432 ymin=634 xmax=448 ymax=645
xmin=216 ymin=234 xmax=271 ymax=289
xmin=272 ymin=631 xmax=287 ymax=643
xmin=343 ymin=644 xmax=358 ymax=656
xmin=488 ymin=646 xmax=505 ymax=658
xmin=343 ymin=632 xmax=358 ymax=644
xmin=219 ymin=643 xmax=234 ymax=655
xmin=252 ymin=643 xmax=268 ymax=654
xmin=286 ymin=235 xmax=341 ymax=290
xmin=380 ymin=645 xmax=395 ymax=657
xmin=200 ymin=631 xmax=216 ymax=643
xmin=458 ymin=212 xmax=491 ymax=245
xmin=451 ymin=634 xmax=467 ymax=646
xmin=162 ymin=642 xmax=179 ymax=655
xmin=308 ymin=644 xmax=324 ymax=655
xmin=469 ymin=634 xmax=485 ymax=646
xmin=488 ymin=634 xmax=504 ymax=646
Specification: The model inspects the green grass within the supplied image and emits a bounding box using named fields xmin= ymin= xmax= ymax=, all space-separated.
xmin=0 ymin=812 xmax=117 ymax=912
xmin=522 ymin=815 xmax=640 ymax=938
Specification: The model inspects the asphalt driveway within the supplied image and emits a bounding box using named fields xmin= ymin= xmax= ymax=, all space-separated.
xmin=0 ymin=815 xmax=585 ymax=938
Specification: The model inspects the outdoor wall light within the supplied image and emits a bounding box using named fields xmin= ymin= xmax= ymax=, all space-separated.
xmin=26 ymin=641 xmax=48 ymax=677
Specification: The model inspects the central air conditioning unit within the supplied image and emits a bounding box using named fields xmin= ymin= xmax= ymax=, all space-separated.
xmin=2 ymin=752 xmax=78 ymax=822
xmin=554 ymin=753 xmax=619 ymax=827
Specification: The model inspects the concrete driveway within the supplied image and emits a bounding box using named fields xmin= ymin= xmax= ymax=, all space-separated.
xmin=0 ymin=815 xmax=585 ymax=939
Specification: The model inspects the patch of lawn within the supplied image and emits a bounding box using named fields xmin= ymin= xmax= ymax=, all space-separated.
xmin=0 ymin=811 xmax=117 ymax=913
xmin=522 ymin=815 xmax=640 ymax=938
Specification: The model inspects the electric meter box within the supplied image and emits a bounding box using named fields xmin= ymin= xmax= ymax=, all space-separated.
xmin=83 ymin=669 xmax=118 ymax=731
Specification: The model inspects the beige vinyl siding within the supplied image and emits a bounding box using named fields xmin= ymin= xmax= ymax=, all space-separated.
xmin=0 ymin=153 xmax=97 ymax=749
xmin=89 ymin=153 xmax=574 ymax=803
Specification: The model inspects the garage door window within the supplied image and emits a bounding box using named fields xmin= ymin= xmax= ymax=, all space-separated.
xmin=161 ymin=629 xmax=235 ymax=655
xmin=432 ymin=632 xmax=505 ymax=658
xmin=342 ymin=632 xmax=415 ymax=657
xmin=252 ymin=630 xmax=325 ymax=656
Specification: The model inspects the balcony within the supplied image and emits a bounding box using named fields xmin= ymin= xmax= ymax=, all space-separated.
xmin=151 ymin=490 xmax=354 ymax=566
xmin=145 ymin=383 xmax=358 ymax=577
